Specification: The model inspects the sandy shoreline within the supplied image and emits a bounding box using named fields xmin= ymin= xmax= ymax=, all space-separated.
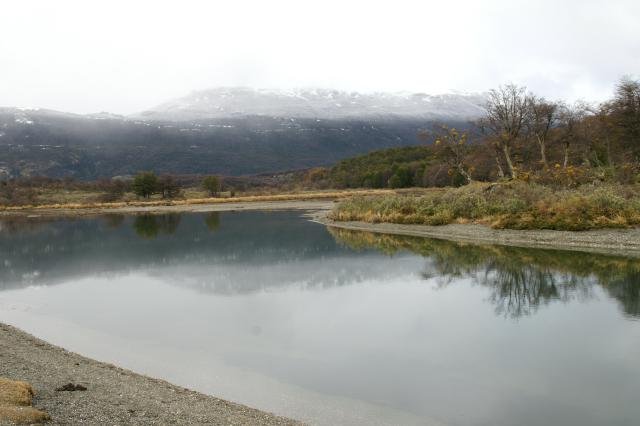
xmin=0 ymin=323 xmax=300 ymax=425
xmin=0 ymin=200 xmax=337 ymax=218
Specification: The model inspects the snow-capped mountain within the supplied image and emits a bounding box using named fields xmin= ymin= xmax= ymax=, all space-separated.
xmin=0 ymin=88 xmax=487 ymax=179
xmin=136 ymin=87 xmax=487 ymax=122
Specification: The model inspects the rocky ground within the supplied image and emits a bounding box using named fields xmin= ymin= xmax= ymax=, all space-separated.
xmin=318 ymin=218 xmax=640 ymax=257
xmin=0 ymin=323 xmax=301 ymax=425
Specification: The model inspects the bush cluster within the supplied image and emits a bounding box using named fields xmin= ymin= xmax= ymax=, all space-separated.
xmin=330 ymin=182 xmax=640 ymax=231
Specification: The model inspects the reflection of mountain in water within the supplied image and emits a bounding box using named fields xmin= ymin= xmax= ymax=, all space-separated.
xmin=329 ymin=228 xmax=640 ymax=319
xmin=0 ymin=211 xmax=414 ymax=293
xmin=3 ymin=211 xmax=639 ymax=320
xmin=151 ymin=254 xmax=420 ymax=295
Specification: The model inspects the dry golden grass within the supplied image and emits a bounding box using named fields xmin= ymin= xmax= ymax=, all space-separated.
xmin=330 ymin=182 xmax=640 ymax=231
xmin=0 ymin=189 xmax=394 ymax=212
xmin=0 ymin=378 xmax=33 ymax=406
xmin=0 ymin=378 xmax=50 ymax=424
xmin=0 ymin=406 xmax=50 ymax=425
xmin=34 ymin=189 xmax=104 ymax=205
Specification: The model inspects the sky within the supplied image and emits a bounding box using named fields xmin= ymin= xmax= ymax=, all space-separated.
xmin=1 ymin=0 xmax=638 ymax=114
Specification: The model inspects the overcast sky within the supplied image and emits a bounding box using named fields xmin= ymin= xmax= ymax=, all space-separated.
xmin=1 ymin=0 xmax=638 ymax=114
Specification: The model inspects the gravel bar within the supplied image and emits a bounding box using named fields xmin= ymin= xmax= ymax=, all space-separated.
xmin=319 ymin=218 xmax=640 ymax=257
xmin=0 ymin=323 xmax=302 ymax=425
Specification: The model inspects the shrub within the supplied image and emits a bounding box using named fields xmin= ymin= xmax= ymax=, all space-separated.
xmin=202 ymin=176 xmax=221 ymax=197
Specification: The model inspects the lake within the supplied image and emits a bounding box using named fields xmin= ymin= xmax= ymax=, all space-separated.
xmin=0 ymin=210 xmax=639 ymax=425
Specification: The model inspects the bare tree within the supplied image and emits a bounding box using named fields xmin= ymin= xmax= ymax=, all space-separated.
xmin=482 ymin=84 xmax=529 ymax=178
xmin=432 ymin=126 xmax=473 ymax=184
xmin=595 ymin=102 xmax=620 ymax=168
xmin=611 ymin=76 xmax=640 ymax=157
xmin=491 ymin=140 xmax=506 ymax=178
xmin=158 ymin=174 xmax=181 ymax=199
xmin=527 ymin=96 xmax=558 ymax=169
xmin=557 ymin=102 xmax=587 ymax=168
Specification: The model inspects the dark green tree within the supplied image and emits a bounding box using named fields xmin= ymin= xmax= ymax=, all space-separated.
xmin=388 ymin=166 xmax=413 ymax=188
xmin=202 ymin=176 xmax=221 ymax=197
xmin=132 ymin=171 xmax=158 ymax=199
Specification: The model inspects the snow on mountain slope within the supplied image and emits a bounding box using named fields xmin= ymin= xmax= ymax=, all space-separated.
xmin=135 ymin=87 xmax=487 ymax=122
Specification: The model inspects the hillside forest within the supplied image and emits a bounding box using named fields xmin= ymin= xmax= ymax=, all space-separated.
xmin=325 ymin=77 xmax=640 ymax=189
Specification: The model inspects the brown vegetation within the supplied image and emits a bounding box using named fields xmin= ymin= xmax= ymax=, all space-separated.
xmin=319 ymin=77 xmax=640 ymax=190
xmin=0 ymin=189 xmax=394 ymax=213
xmin=328 ymin=77 xmax=640 ymax=230
xmin=0 ymin=377 xmax=50 ymax=424
xmin=329 ymin=182 xmax=640 ymax=231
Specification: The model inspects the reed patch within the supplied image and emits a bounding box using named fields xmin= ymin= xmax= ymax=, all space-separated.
xmin=330 ymin=182 xmax=640 ymax=231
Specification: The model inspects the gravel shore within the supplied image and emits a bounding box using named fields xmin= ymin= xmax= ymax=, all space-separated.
xmin=0 ymin=323 xmax=301 ymax=425
xmin=318 ymin=217 xmax=640 ymax=257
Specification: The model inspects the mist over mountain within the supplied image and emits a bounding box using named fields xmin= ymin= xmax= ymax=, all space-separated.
xmin=136 ymin=87 xmax=487 ymax=121
xmin=0 ymin=88 xmax=486 ymax=179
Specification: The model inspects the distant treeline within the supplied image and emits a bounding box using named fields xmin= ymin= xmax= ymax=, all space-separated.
xmin=314 ymin=77 xmax=640 ymax=189
xmin=0 ymin=173 xmax=287 ymax=206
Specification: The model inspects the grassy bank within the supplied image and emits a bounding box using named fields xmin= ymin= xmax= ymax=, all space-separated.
xmin=0 ymin=189 xmax=394 ymax=213
xmin=329 ymin=182 xmax=640 ymax=231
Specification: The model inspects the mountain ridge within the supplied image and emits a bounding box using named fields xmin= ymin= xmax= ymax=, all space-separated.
xmin=0 ymin=88 xmax=485 ymax=179
xmin=134 ymin=87 xmax=487 ymax=122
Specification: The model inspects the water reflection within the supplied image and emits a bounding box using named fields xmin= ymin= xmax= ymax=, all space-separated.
xmin=0 ymin=211 xmax=383 ymax=292
xmin=102 ymin=214 xmax=125 ymax=228
xmin=329 ymin=228 xmax=640 ymax=319
xmin=132 ymin=213 xmax=182 ymax=238
xmin=1 ymin=213 xmax=639 ymax=320
xmin=0 ymin=216 xmax=56 ymax=234
xmin=205 ymin=212 xmax=221 ymax=232
xmin=1 ymin=212 xmax=640 ymax=426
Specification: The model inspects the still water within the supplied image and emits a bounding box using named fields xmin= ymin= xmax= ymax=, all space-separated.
xmin=0 ymin=211 xmax=639 ymax=425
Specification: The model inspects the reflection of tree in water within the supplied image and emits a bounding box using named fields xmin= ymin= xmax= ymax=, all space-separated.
xmin=0 ymin=216 xmax=56 ymax=235
xmin=133 ymin=214 xmax=181 ymax=239
xmin=205 ymin=212 xmax=220 ymax=232
xmin=601 ymin=269 xmax=640 ymax=319
xmin=482 ymin=260 xmax=589 ymax=318
xmin=329 ymin=227 xmax=640 ymax=319
xmin=102 ymin=214 xmax=125 ymax=228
